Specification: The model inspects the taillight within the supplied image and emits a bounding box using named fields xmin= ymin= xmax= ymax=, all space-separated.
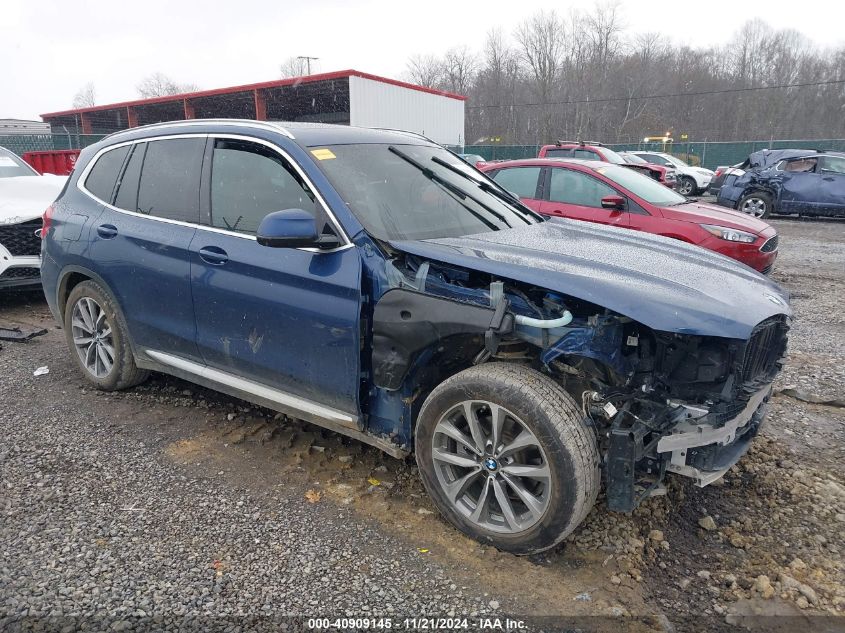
xmin=41 ymin=204 xmax=54 ymax=239
xmin=714 ymin=168 xmax=723 ymax=177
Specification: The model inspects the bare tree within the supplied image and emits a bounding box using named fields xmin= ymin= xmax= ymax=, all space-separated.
xmin=72 ymin=82 xmax=96 ymax=108
xmin=442 ymin=47 xmax=478 ymax=95
xmin=406 ymin=54 xmax=444 ymax=88
xmin=279 ymin=56 xmax=317 ymax=78
xmin=514 ymin=10 xmax=564 ymax=141
xmin=136 ymin=73 xmax=198 ymax=98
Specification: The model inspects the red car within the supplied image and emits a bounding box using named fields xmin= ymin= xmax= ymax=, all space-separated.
xmin=538 ymin=141 xmax=677 ymax=189
xmin=481 ymin=158 xmax=778 ymax=273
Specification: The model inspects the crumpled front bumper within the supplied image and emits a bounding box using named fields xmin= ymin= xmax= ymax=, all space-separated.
xmin=657 ymin=386 xmax=771 ymax=486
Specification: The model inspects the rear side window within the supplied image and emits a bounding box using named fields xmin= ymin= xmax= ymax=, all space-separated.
xmin=85 ymin=146 xmax=130 ymax=203
xmin=136 ymin=138 xmax=204 ymax=223
xmin=490 ymin=167 xmax=541 ymax=199
xmin=549 ymin=168 xmax=616 ymax=208
xmin=113 ymin=143 xmax=146 ymax=212
xmin=209 ymin=139 xmax=317 ymax=234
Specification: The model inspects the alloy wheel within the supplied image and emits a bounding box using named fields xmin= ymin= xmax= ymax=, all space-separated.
xmin=741 ymin=197 xmax=767 ymax=218
xmin=678 ymin=178 xmax=695 ymax=196
xmin=71 ymin=297 xmax=115 ymax=378
xmin=431 ymin=400 xmax=551 ymax=534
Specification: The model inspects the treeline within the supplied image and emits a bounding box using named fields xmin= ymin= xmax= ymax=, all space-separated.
xmin=405 ymin=6 xmax=845 ymax=144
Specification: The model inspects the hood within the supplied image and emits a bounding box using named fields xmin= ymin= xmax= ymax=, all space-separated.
xmin=0 ymin=175 xmax=67 ymax=224
xmin=659 ymin=201 xmax=773 ymax=235
xmin=390 ymin=219 xmax=790 ymax=340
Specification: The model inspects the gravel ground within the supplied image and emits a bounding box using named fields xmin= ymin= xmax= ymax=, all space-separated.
xmin=1 ymin=217 xmax=843 ymax=633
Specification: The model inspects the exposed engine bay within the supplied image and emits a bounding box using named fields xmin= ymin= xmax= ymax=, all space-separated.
xmin=372 ymin=254 xmax=790 ymax=512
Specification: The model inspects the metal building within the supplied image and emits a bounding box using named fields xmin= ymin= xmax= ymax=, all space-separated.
xmin=40 ymin=70 xmax=466 ymax=146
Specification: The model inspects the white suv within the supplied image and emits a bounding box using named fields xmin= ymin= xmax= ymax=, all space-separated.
xmin=0 ymin=147 xmax=67 ymax=289
xmin=632 ymin=151 xmax=714 ymax=197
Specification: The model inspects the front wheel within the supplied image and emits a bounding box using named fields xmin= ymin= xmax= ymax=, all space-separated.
xmin=415 ymin=363 xmax=600 ymax=555
xmin=738 ymin=191 xmax=773 ymax=219
xmin=677 ymin=176 xmax=696 ymax=196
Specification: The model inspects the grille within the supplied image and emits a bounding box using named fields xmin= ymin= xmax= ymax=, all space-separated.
xmin=738 ymin=316 xmax=788 ymax=387
xmin=0 ymin=266 xmax=40 ymax=280
xmin=760 ymin=235 xmax=779 ymax=253
xmin=0 ymin=220 xmax=42 ymax=256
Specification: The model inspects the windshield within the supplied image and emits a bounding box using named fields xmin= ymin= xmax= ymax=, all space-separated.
xmin=0 ymin=148 xmax=38 ymax=178
xmin=600 ymin=147 xmax=627 ymax=164
xmin=662 ymin=154 xmax=688 ymax=168
xmin=594 ymin=164 xmax=687 ymax=206
xmin=621 ymin=153 xmax=648 ymax=165
xmin=313 ymin=144 xmax=541 ymax=241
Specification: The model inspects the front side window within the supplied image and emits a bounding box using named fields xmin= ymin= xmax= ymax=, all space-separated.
xmin=819 ymin=156 xmax=845 ymax=174
xmin=136 ymin=138 xmax=203 ymax=223
xmin=210 ymin=139 xmax=318 ymax=235
xmin=549 ymin=168 xmax=617 ymax=207
xmin=85 ymin=145 xmax=130 ymax=203
xmin=491 ymin=167 xmax=541 ymax=199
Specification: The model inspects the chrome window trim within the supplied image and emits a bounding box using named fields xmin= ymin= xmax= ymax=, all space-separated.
xmin=103 ymin=119 xmax=295 ymax=141
xmin=76 ymin=132 xmax=353 ymax=253
xmin=145 ymin=349 xmax=358 ymax=427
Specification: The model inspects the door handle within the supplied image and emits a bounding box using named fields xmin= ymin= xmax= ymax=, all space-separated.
xmin=198 ymin=246 xmax=229 ymax=265
xmin=96 ymin=224 xmax=118 ymax=239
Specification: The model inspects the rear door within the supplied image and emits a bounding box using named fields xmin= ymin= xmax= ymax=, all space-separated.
xmin=190 ymin=136 xmax=362 ymax=416
xmin=488 ymin=166 xmax=544 ymax=212
xmin=539 ymin=167 xmax=630 ymax=227
xmin=85 ymin=137 xmax=203 ymax=359
xmin=812 ymin=156 xmax=845 ymax=215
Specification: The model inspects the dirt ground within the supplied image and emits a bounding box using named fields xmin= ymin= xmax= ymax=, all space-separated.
xmin=1 ymin=217 xmax=843 ymax=632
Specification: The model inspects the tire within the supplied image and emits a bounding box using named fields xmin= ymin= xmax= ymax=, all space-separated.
xmin=63 ymin=280 xmax=149 ymax=391
xmin=415 ymin=363 xmax=600 ymax=555
xmin=677 ymin=176 xmax=696 ymax=196
xmin=738 ymin=191 xmax=773 ymax=219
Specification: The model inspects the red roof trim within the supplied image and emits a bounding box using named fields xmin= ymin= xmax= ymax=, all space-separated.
xmin=40 ymin=69 xmax=466 ymax=119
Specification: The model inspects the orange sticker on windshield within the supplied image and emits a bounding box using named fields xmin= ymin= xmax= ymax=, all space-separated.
xmin=311 ymin=148 xmax=336 ymax=160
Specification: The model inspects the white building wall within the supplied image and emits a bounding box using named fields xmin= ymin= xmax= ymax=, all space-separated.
xmin=348 ymin=76 xmax=465 ymax=146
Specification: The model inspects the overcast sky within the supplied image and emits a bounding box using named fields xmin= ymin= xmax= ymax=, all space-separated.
xmin=1 ymin=0 xmax=843 ymax=120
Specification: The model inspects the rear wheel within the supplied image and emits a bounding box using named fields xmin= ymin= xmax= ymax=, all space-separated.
xmin=415 ymin=363 xmax=600 ymax=555
xmin=64 ymin=280 xmax=149 ymax=391
xmin=738 ymin=191 xmax=773 ymax=219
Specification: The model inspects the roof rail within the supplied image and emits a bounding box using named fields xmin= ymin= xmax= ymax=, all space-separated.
xmin=102 ymin=119 xmax=295 ymax=141
xmin=372 ymin=127 xmax=435 ymax=143
xmin=555 ymin=139 xmax=604 ymax=147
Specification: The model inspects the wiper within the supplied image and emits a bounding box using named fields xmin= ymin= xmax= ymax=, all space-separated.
xmin=430 ymin=156 xmax=538 ymax=224
xmin=388 ymin=146 xmax=509 ymax=229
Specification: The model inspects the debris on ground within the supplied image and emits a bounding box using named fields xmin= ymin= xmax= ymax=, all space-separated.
xmin=0 ymin=325 xmax=48 ymax=342
xmin=32 ymin=366 xmax=49 ymax=376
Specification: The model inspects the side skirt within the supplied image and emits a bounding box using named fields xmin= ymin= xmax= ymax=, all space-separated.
xmin=138 ymin=349 xmax=409 ymax=459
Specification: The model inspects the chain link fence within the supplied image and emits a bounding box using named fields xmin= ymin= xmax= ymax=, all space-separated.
xmin=0 ymin=134 xmax=106 ymax=157
xmin=456 ymin=139 xmax=845 ymax=170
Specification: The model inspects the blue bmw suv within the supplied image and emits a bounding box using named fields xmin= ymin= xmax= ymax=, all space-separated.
xmin=42 ymin=120 xmax=791 ymax=554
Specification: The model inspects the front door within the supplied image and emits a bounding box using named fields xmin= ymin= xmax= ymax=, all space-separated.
xmin=190 ymin=137 xmax=362 ymax=416
xmin=488 ymin=165 xmax=544 ymax=213
xmin=539 ymin=167 xmax=630 ymax=228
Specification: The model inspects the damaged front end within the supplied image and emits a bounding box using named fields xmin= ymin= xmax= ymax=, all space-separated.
xmin=369 ymin=251 xmax=790 ymax=513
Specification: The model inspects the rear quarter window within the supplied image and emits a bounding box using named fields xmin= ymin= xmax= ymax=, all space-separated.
xmin=84 ymin=146 xmax=130 ymax=203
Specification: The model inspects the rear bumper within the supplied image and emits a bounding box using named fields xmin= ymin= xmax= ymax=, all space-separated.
xmin=657 ymin=386 xmax=771 ymax=486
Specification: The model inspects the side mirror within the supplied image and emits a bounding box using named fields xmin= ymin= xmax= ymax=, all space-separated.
xmin=257 ymin=209 xmax=340 ymax=249
xmin=600 ymin=195 xmax=627 ymax=211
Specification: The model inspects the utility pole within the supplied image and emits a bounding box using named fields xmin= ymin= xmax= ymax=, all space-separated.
xmin=296 ymin=56 xmax=319 ymax=75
